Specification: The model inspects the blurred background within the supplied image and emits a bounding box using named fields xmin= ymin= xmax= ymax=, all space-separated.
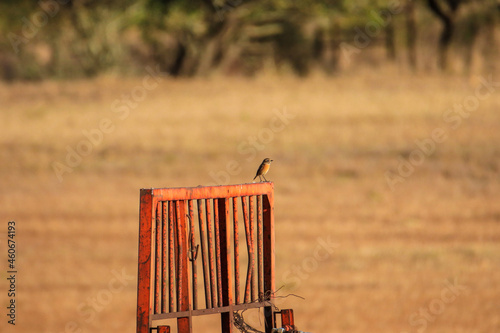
xmin=0 ymin=0 xmax=499 ymax=79
xmin=1 ymin=0 xmax=500 ymax=332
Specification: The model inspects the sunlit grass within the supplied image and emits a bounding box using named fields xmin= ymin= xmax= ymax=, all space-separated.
xmin=0 ymin=69 xmax=499 ymax=332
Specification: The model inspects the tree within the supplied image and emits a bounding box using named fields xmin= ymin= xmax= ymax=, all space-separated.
xmin=406 ymin=1 xmax=417 ymax=70
xmin=426 ymin=0 xmax=463 ymax=70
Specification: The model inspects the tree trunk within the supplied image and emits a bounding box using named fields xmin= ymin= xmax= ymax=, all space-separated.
xmin=483 ymin=22 xmax=498 ymax=75
xmin=426 ymin=0 xmax=461 ymax=71
xmin=385 ymin=19 xmax=396 ymax=61
xmin=406 ymin=2 xmax=417 ymax=70
xmin=195 ymin=0 xmax=228 ymax=76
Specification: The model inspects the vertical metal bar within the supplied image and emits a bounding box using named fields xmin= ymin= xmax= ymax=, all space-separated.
xmin=197 ymin=199 xmax=211 ymax=308
xmin=158 ymin=326 xmax=170 ymax=333
xmin=168 ymin=200 xmax=175 ymax=312
xmin=218 ymin=198 xmax=234 ymax=333
xmin=263 ymin=191 xmax=276 ymax=332
xmin=232 ymin=197 xmax=240 ymax=305
xmin=257 ymin=195 xmax=264 ymax=298
xmin=174 ymin=201 xmax=179 ymax=288
xmin=176 ymin=200 xmax=182 ymax=312
xmin=280 ymin=309 xmax=295 ymax=327
xmin=162 ymin=201 xmax=168 ymax=314
xmin=155 ymin=202 xmax=162 ymax=314
xmin=178 ymin=318 xmax=192 ymax=333
xmin=188 ymin=200 xmax=198 ymax=310
xmin=137 ymin=189 xmax=153 ymax=333
xmin=249 ymin=195 xmax=256 ymax=302
xmin=241 ymin=196 xmax=253 ymax=303
xmin=213 ymin=199 xmax=223 ymax=307
xmin=176 ymin=200 xmax=191 ymax=332
xmin=205 ymin=199 xmax=217 ymax=308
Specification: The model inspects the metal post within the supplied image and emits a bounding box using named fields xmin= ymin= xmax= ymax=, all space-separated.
xmin=197 ymin=199 xmax=211 ymax=308
xmin=232 ymin=197 xmax=240 ymax=305
xmin=263 ymin=191 xmax=275 ymax=332
xmin=280 ymin=309 xmax=295 ymax=327
xmin=158 ymin=326 xmax=170 ymax=333
xmin=137 ymin=189 xmax=153 ymax=333
xmin=176 ymin=200 xmax=191 ymax=333
xmin=218 ymin=198 xmax=234 ymax=333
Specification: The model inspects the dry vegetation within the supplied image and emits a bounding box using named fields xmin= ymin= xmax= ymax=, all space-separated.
xmin=1 ymin=67 xmax=500 ymax=332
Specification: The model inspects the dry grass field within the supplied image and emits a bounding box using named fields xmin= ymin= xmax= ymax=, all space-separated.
xmin=1 ymin=67 xmax=500 ymax=332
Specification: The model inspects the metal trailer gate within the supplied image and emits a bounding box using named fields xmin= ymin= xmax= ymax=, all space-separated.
xmin=136 ymin=182 xmax=297 ymax=333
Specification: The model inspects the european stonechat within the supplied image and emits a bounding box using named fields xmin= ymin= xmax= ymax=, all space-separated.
xmin=253 ymin=158 xmax=273 ymax=182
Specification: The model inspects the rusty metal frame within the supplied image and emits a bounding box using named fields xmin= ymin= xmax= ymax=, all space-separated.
xmin=137 ymin=183 xmax=276 ymax=333
xmin=280 ymin=309 xmax=295 ymax=328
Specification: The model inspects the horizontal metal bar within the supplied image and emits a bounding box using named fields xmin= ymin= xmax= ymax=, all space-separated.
xmin=150 ymin=301 xmax=272 ymax=321
xmin=142 ymin=183 xmax=273 ymax=201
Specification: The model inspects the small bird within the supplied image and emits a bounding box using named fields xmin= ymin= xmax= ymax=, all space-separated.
xmin=253 ymin=158 xmax=273 ymax=182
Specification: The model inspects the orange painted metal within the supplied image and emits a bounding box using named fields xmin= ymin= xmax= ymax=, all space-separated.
xmin=136 ymin=183 xmax=279 ymax=333
xmin=177 ymin=317 xmax=191 ymax=333
xmin=137 ymin=189 xmax=153 ymax=332
xmin=249 ymin=195 xmax=257 ymax=302
xmin=187 ymin=200 xmax=198 ymax=310
xmin=155 ymin=203 xmax=162 ymax=314
xmin=175 ymin=200 xmax=191 ymax=331
xmin=257 ymin=195 xmax=264 ymax=298
xmin=196 ymin=199 xmax=211 ymax=308
xmin=232 ymin=197 xmax=240 ymax=305
xmin=168 ymin=201 xmax=175 ymax=313
xmin=205 ymin=199 xmax=217 ymax=308
xmin=213 ymin=199 xmax=223 ymax=307
xmin=150 ymin=183 xmax=274 ymax=200
xmin=218 ymin=198 xmax=233 ymax=332
xmin=280 ymin=309 xmax=295 ymax=327
xmin=263 ymin=194 xmax=276 ymax=331
xmin=162 ymin=202 xmax=168 ymax=313
xmin=241 ymin=196 xmax=253 ymax=303
xmin=158 ymin=326 xmax=170 ymax=333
